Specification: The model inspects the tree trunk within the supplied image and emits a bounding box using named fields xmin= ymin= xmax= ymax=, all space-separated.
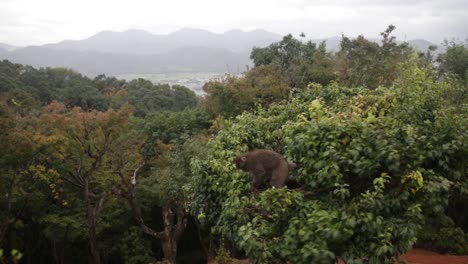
xmin=161 ymin=237 xmax=177 ymax=264
xmin=84 ymin=176 xmax=105 ymax=264
xmin=158 ymin=202 xmax=186 ymax=264
xmin=87 ymin=203 xmax=101 ymax=264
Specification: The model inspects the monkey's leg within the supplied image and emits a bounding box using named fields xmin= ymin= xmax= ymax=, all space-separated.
xmin=251 ymin=166 xmax=266 ymax=191
xmin=270 ymin=164 xmax=289 ymax=188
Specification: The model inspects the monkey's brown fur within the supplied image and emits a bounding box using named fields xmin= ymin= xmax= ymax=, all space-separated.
xmin=235 ymin=149 xmax=296 ymax=191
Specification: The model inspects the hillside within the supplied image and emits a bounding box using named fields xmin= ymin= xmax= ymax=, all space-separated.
xmin=1 ymin=28 xmax=279 ymax=75
xmin=3 ymin=45 xmax=250 ymax=76
xmin=41 ymin=28 xmax=282 ymax=55
xmin=0 ymin=42 xmax=19 ymax=51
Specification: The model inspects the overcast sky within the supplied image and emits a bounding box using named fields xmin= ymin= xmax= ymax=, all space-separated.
xmin=1 ymin=0 xmax=467 ymax=46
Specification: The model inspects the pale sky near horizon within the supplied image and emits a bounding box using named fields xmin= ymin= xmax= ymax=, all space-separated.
xmin=0 ymin=0 xmax=467 ymax=46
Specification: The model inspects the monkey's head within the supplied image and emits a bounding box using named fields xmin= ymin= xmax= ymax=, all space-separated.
xmin=235 ymin=155 xmax=248 ymax=171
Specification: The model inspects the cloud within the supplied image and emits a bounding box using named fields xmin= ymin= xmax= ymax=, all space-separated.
xmin=0 ymin=0 xmax=466 ymax=46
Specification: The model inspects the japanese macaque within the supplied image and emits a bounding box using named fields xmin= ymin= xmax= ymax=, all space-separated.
xmin=235 ymin=149 xmax=296 ymax=191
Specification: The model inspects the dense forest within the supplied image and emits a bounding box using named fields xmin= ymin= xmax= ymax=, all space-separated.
xmin=1 ymin=26 xmax=467 ymax=264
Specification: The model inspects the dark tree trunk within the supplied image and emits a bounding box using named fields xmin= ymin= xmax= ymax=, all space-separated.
xmin=87 ymin=205 xmax=101 ymax=264
xmin=161 ymin=237 xmax=177 ymax=264
xmin=84 ymin=177 xmax=106 ymax=264
xmin=158 ymin=203 xmax=185 ymax=264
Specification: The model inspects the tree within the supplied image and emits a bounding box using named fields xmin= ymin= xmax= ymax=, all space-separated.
xmin=92 ymin=74 xmax=126 ymax=92
xmin=337 ymin=25 xmax=413 ymax=88
xmin=59 ymin=85 xmax=109 ymax=111
xmin=139 ymin=106 xmax=211 ymax=157
xmin=33 ymin=102 xmax=141 ymax=264
xmin=0 ymin=99 xmax=34 ymax=261
xmin=127 ymin=79 xmax=198 ymax=117
xmin=108 ymin=105 xmax=210 ymax=263
xmin=437 ymin=40 xmax=468 ymax=86
xmin=251 ymin=34 xmax=336 ymax=87
xmin=0 ymin=60 xmax=22 ymax=94
xmin=114 ymin=135 xmax=212 ymax=263
xmin=0 ymin=97 xmax=63 ymax=263
xmin=203 ymin=65 xmax=289 ymax=118
xmin=115 ymin=159 xmax=187 ymax=264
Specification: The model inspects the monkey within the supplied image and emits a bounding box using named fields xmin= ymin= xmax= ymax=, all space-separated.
xmin=235 ymin=149 xmax=296 ymax=191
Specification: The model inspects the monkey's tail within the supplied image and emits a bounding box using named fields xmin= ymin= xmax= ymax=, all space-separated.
xmin=288 ymin=162 xmax=297 ymax=170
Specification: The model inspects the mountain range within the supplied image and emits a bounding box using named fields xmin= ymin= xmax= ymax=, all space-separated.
xmin=0 ymin=43 xmax=18 ymax=52
xmin=0 ymin=29 xmax=436 ymax=76
xmin=42 ymin=28 xmax=280 ymax=55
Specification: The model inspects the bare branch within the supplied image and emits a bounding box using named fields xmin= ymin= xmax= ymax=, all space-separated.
xmin=139 ymin=223 xmax=165 ymax=239
xmin=62 ymin=175 xmax=84 ymax=189
xmin=88 ymin=192 xmax=104 ymax=199
xmin=131 ymin=163 xmax=145 ymax=186
xmin=67 ymin=170 xmax=85 ymax=187
xmin=131 ymin=199 xmax=165 ymax=239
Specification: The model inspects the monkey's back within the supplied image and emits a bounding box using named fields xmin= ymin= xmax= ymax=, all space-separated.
xmin=246 ymin=149 xmax=285 ymax=170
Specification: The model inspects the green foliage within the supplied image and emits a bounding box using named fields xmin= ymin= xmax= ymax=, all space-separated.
xmin=117 ymin=227 xmax=154 ymax=264
xmin=137 ymin=105 xmax=211 ymax=160
xmin=141 ymin=135 xmax=211 ymax=206
xmin=419 ymin=225 xmax=468 ymax=255
xmin=337 ymin=25 xmax=414 ymax=88
xmin=0 ymin=248 xmax=23 ymax=264
xmin=434 ymin=228 xmax=468 ymax=255
xmin=140 ymin=106 xmax=211 ymax=153
xmin=438 ymin=41 xmax=468 ymax=86
xmin=127 ymin=79 xmax=198 ymax=117
xmin=59 ymin=84 xmax=109 ymax=111
xmin=213 ymin=246 xmax=234 ymax=264
xmin=0 ymin=62 xmax=111 ymax=112
xmin=92 ymin=74 xmax=126 ymax=92
xmin=40 ymin=210 xmax=87 ymax=242
xmin=190 ymin=67 xmax=468 ymax=262
xmin=251 ymin=34 xmax=336 ymax=87
xmin=0 ymin=60 xmax=208 ymax=263
xmin=203 ymin=65 xmax=290 ymax=118
xmin=0 ymin=62 xmax=199 ymax=116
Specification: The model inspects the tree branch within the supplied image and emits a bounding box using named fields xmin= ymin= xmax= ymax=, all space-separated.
xmin=62 ymin=175 xmax=84 ymax=190
xmin=67 ymin=170 xmax=85 ymax=187
xmin=95 ymin=193 xmax=107 ymax=217
xmin=117 ymin=163 xmax=166 ymax=239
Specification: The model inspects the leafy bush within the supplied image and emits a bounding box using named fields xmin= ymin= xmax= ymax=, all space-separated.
xmin=422 ymin=227 xmax=468 ymax=255
xmin=190 ymin=74 xmax=467 ymax=262
xmin=117 ymin=227 xmax=154 ymax=264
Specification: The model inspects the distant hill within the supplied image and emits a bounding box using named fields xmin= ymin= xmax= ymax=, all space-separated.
xmin=41 ymin=28 xmax=282 ymax=55
xmin=0 ymin=29 xmax=437 ymax=76
xmin=3 ymin=45 xmax=251 ymax=75
xmin=1 ymin=29 xmax=280 ymax=75
xmin=408 ymin=39 xmax=437 ymax=52
xmin=0 ymin=43 xmax=19 ymax=51
xmin=312 ymin=36 xmax=342 ymax=51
